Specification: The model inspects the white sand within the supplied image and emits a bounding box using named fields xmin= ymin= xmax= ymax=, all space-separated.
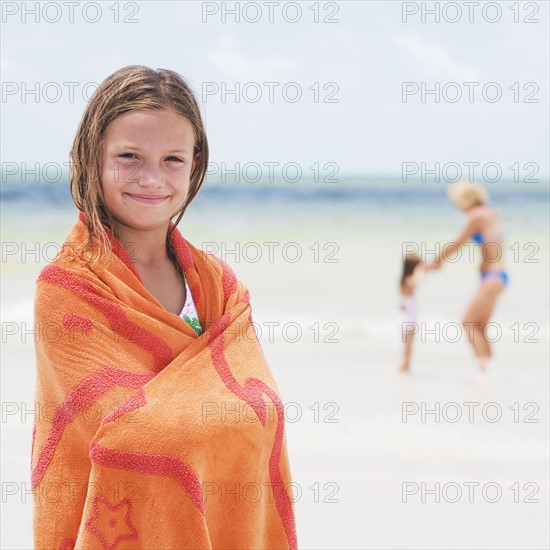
xmin=1 ymin=194 xmax=548 ymax=548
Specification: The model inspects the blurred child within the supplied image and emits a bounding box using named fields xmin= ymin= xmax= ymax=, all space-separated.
xmin=399 ymin=253 xmax=425 ymax=373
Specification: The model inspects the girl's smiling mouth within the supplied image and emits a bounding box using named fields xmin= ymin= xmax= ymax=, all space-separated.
xmin=124 ymin=192 xmax=171 ymax=204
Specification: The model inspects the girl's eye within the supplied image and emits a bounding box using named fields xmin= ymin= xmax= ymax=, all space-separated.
xmin=117 ymin=153 xmax=183 ymax=162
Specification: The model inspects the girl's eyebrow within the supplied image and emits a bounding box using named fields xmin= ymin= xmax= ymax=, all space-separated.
xmin=116 ymin=144 xmax=193 ymax=155
xmin=169 ymin=149 xmax=193 ymax=154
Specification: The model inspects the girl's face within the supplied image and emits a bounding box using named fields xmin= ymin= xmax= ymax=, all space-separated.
xmin=100 ymin=109 xmax=196 ymax=233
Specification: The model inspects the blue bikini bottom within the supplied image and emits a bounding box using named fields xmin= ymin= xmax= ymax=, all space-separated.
xmin=481 ymin=271 xmax=509 ymax=286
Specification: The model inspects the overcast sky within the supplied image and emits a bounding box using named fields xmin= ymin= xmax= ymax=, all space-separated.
xmin=2 ymin=1 xmax=549 ymax=178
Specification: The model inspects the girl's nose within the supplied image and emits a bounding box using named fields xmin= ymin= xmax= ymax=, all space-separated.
xmin=136 ymin=163 xmax=163 ymax=187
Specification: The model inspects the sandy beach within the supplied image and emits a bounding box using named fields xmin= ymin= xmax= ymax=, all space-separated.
xmin=1 ymin=180 xmax=548 ymax=548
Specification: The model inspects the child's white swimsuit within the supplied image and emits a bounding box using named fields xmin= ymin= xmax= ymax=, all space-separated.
xmin=179 ymin=274 xmax=203 ymax=335
xmin=399 ymin=294 xmax=418 ymax=332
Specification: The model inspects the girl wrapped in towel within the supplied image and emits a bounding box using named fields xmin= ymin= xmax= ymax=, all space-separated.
xmin=31 ymin=65 xmax=298 ymax=550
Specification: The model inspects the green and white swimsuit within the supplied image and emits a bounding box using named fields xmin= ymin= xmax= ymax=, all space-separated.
xmin=180 ymin=274 xmax=203 ymax=335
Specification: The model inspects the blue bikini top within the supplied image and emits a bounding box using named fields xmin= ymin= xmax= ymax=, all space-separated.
xmin=471 ymin=231 xmax=484 ymax=245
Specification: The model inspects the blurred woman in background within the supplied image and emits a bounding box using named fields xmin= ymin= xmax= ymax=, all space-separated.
xmin=426 ymin=181 xmax=508 ymax=372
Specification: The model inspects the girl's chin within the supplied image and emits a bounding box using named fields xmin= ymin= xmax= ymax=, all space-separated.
xmin=114 ymin=215 xmax=172 ymax=232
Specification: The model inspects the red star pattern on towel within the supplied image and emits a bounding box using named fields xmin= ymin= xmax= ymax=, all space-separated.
xmin=85 ymin=495 xmax=138 ymax=549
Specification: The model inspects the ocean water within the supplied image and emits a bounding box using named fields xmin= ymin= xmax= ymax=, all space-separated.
xmin=1 ymin=179 xmax=549 ymax=548
xmin=2 ymin=178 xmax=547 ymax=335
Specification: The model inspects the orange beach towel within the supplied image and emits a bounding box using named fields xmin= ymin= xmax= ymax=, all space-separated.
xmin=31 ymin=212 xmax=298 ymax=549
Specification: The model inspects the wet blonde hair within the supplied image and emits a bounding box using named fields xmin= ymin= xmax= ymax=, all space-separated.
xmin=69 ymin=65 xmax=209 ymax=266
xmin=447 ymin=180 xmax=488 ymax=210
